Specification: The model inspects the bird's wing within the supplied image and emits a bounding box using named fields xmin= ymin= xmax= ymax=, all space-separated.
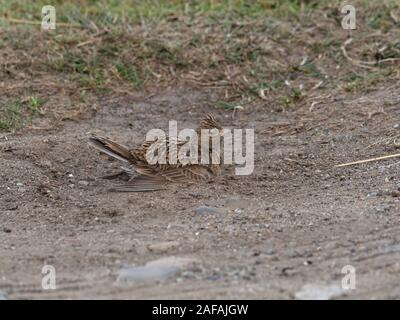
xmin=132 ymin=136 xmax=193 ymax=169
xmin=128 ymin=136 xmax=218 ymax=183
xmin=159 ymin=165 xmax=213 ymax=183
xmin=109 ymin=164 xmax=214 ymax=192
xmin=89 ymin=135 xmax=132 ymax=163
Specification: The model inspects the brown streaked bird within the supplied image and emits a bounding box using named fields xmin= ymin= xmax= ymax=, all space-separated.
xmin=89 ymin=114 xmax=224 ymax=192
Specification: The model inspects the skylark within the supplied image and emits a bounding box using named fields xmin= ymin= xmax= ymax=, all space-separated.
xmin=89 ymin=114 xmax=224 ymax=192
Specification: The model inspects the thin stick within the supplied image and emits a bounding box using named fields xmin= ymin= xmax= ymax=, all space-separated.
xmin=341 ymin=38 xmax=400 ymax=69
xmin=335 ymin=153 xmax=400 ymax=167
xmin=341 ymin=39 xmax=375 ymax=69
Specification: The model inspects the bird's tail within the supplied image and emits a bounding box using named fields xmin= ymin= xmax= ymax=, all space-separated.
xmin=88 ymin=135 xmax=132 ymax=163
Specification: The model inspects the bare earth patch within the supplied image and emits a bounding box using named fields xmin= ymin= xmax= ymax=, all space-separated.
xmin=1 ymin=86 xmax=400 ymax=299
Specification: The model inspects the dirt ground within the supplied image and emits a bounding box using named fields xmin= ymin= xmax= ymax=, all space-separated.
xmin=1 ymin=85 xmax=400 ymax=299
xmin=1 ymin=0 xmax=400 ymax=300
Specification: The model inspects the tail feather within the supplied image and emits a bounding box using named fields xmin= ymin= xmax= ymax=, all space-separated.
xmin=88 ymin=136 xmax=132 ymax=163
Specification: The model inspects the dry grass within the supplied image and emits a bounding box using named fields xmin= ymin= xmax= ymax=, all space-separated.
xmin=0 ymin=0 xmax=399 ymax=131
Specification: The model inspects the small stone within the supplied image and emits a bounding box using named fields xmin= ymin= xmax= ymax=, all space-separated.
xmin=146 ymin=256 xmax=197 ymax=269
xmin=103 ymin=209 xmax=119 ymax=217
xmin=117 ymin=256 xmax=196 ymax=284
xmin=207 ymin=274 xmax=222 ymax=281
xmin=3 ymin=227 xmax=11 ymax=233
xmin=391 ymin=191 xmax=400 ymax=197
xmin=189 ymin=193 xmax=202 ymax=198
xmin=225 ymin=198 xmax=250 ymax=210
xmin=117 ymin=265 xmax=179 ymax=284
xmin=6 ymin=204 xmax=18 ymax=211
xmin=78 ymin=180 xmax=89 ymax=186
xmin=42 ymin=160 xmax=52 ymax=167
xmin=194 ymin=206 xmax=223 ymax=214
xmin=251 ymin=250 xmax=261 ymax=257
xmin=148 ymin=241 xmax=180 ymax=253
xmin=367 ymin=192 xmax=382 ymax=197
xmin=295 ymin=283 xmax=343 ymax=300
xmin=16 ymin=182 xmax=23 ymax=187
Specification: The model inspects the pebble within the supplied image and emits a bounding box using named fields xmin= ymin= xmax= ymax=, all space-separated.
xmin=148 ymin=241 xmax=180 ymax=253
xmin=147 ymin=256 xmax=196 ymax=269
xmin=367 ymin=192 xmax=382 ymax=197
xmin=194 ymin=206 xmax=223 ymax=214
xmin=368 ymin=190 xmax=400 ymax=198
xmin=295 ymin=283 xmax=343 ymax=300
xmin=41 ymin=160 xmax=52 ymax=167
xmin=117 ymin=256 xmax=196 ymax=284
xmin=189 ymin=193 xmax=202 ymax=198
xmin=117 ymin=265 xmax=179 ymax=284
xmin=78 ymin=180 xmax=89 ymax=186
xmin=224 ymin=198 xmax=250 ymax=210
xmin=391 ymin=191 xmax=400 ymax=197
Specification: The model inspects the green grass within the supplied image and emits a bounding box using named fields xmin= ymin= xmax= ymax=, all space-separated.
xmin=278 ymin=88 xmax=303 ymax=109
xmin=1 ymin=0 xmax=400 ymax=131
xmin=344 ymin=70 xmax=395 ymax=92
xmin=0 ymin=0 xmax=331 ymax=26
xmin=0 ymin=97 xmax=45 ymax=130
xmin=116 ymin=63 xmax=141 ymax=86
xmin=0 ymin=100 xmax=24 ymax=130
xmin=28 ymin=96 xmax=45 ymax=114
xmin=213 ymin=100 xmax=237 ymax=110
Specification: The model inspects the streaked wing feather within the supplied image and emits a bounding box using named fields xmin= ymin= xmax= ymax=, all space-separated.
xmin=89 ymin=137 xmax=130 ymax=163
xmin=160 ymin=166 xmax=211 ymax=182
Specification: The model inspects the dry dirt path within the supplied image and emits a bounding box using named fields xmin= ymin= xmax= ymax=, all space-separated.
xmin=1 ymin=87 xmax=400 ymax=299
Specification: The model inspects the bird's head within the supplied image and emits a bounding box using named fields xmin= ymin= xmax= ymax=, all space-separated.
xmin=199 ymin=114 xmax=223 ymax=132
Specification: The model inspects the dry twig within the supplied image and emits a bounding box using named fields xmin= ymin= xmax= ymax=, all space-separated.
xmin=335 ymin=153 xmax=400 ymax=167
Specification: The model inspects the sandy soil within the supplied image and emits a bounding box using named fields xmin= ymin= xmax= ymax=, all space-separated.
xmin=1 ymin=84 xmax=400 ymax=300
